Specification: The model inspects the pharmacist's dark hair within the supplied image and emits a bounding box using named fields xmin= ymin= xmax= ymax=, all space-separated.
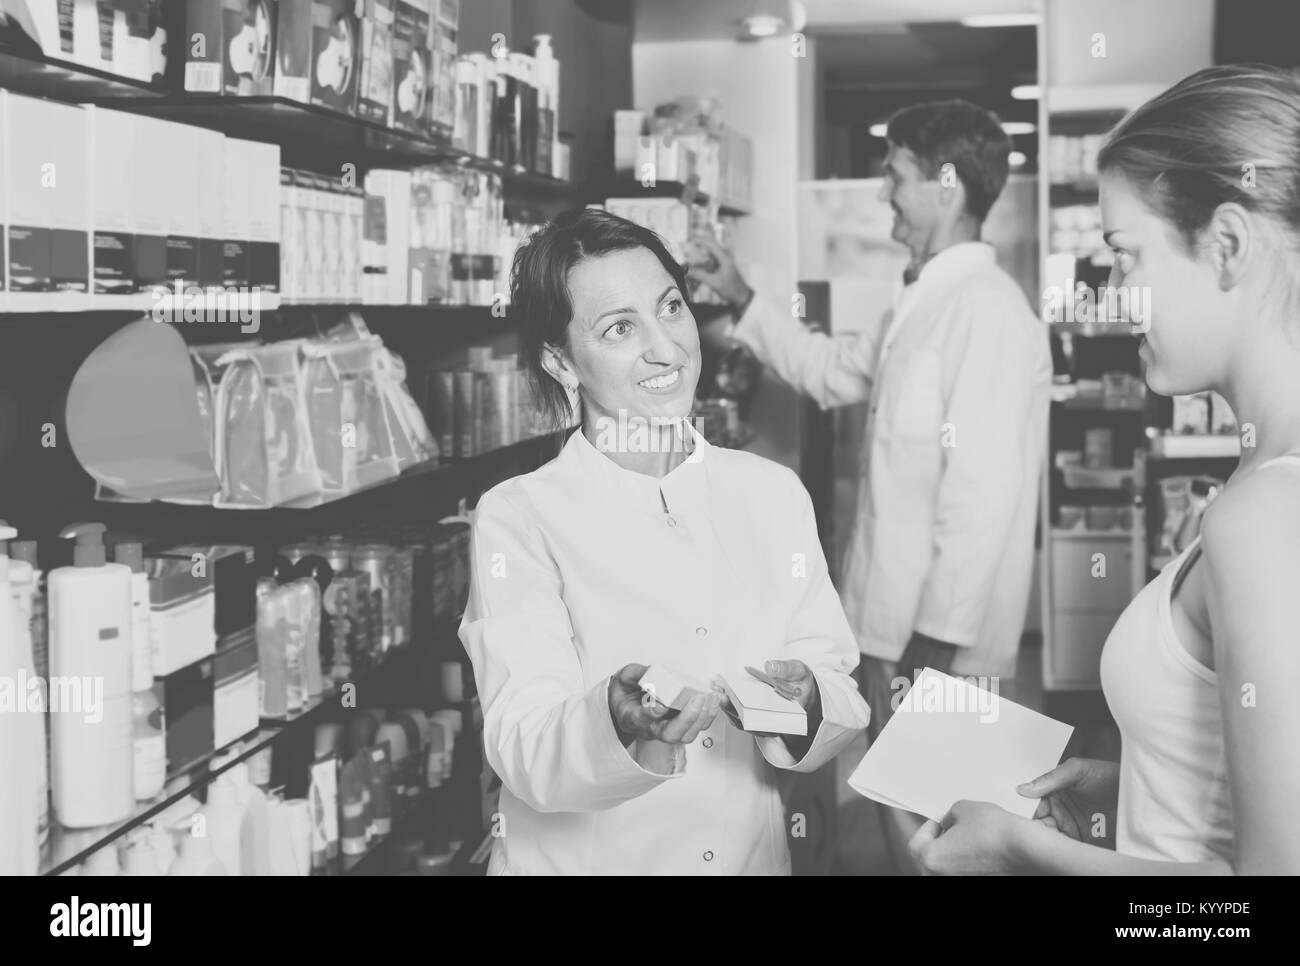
xmin=512 ymin=207 xmax=689 ymax=432
xmin=885 ymin=99 xmax=1012 ymax=221
xmin=1097 ymin=64 xmax=1300 ymax=259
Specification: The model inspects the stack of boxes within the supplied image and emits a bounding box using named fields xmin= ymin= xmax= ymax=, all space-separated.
xmin=0 ymin=94 xmax=280 ymax=313
xmin=182 ymin=0 xmax=461 ymax=142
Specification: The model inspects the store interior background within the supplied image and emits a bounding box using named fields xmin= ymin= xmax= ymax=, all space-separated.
xmin=1 ymin=0 xmax=1295 ymax=876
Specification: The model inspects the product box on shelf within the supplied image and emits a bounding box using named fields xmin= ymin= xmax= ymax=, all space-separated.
xmin=357 ymin=0 xmax=396 ymax=124
xmin=221 ymin=137 xmax=254 ymax=289
xmin=164 ymin=119 xmax=202 ymax=293
xmin=158 ymin=655 xmax=216 ymax=778
xmin=144 ymin=554 xmax=218 ymax=677
xmin=2 ymin=93 xmax=55 ymax=307
xmin=185 ymin=0 xmax=278 ymax=95
xmin=310 ymin=0 xmax=360 ymax=114
xmin=88 ymin=106 xmax=136 ymax=305
xmin=49 ymin=99 xmax=92 ymax=309
xmin=426 ymin=0 xmax=459 ymax=141
xmin=273 ymin=0 xmax=313 ymax=102
xmin=392 ymin=0 xmax=432 ymax=134
xmin=158 ymin=545 xmax=257 ymax=647
xmin=130 ymin=114 xmax=171 ymax=297
xmin=116 ymin=0 xmax=169 ymax=84
xmin=362 ymin=169 xmax=414 ymax=304
xmin=195 ymin=127 xmax=228 ymax=290
xmin=212 ymin=630 xmax=260 ymax=747
xmin=247 ymin=140 xmax=282 ymax=295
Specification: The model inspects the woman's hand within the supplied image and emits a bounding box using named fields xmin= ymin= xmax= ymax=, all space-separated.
xmin=1016 ymin=757 xmax=1120 ymax=844
xmin=908 ymin=800 xmax=1037 ymax=875
xmin=608 ymin=663 xmax=721 ymax=746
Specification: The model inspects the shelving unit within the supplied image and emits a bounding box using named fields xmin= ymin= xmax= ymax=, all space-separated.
xmin=1037 ymin=83 xmax=1153 ymax=692
xmin=41 ymin=634 xmax=425 ymax=876
xmin=592 ymin=178 xmax=751 ymax=217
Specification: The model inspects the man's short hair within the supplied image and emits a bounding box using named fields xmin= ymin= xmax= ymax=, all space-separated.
xmin=885 ymin=100 xmax=1012 ymax=221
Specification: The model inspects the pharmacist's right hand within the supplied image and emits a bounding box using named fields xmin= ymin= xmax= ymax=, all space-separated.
xmin=686 ymin=235 xmax=753 ymax=311
xmin=608 ymin=663 xmax=722 ymax=746
xmin=1017 ymin=757 xmax=1120 ymax=843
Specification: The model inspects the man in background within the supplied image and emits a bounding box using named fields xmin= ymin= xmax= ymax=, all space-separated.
xmin=689 ymin=99 xmax=1052 ymax=874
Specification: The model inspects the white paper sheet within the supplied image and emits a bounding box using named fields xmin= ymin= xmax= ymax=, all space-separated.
xmin=848 ymin=667 xmax=1074 ymax=822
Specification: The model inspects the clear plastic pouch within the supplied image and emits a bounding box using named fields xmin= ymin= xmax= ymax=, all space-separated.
xmin=214 ymin=341 xmax=322 ymax=508
xmin=300 ymin=337 xmax=401 ymax=493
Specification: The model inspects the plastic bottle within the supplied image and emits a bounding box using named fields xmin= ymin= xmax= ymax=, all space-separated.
xmin=200 ymin=776 xmax=245 ymax=876
xmin=491 ymin=46 xmax=516 ymax=167
xmin=533 ymin=35 xmax=558 ymax=176
xmin=48 ymin=522 xmax=134 ymax=828
xmin=167 ymin=832 xmax=228 ymax=875
xmin=511 ymin=50 xmax=536 ymax=173
xmin=79 ymin=844 xmax=121 ymax=876
xmin=0 ymin=525 xmax=47 ymax=872
xmin=119 ymin=837 xmax=162 ymax=875
xmin=224 ymin=761 xmax=271 ymax=876
xmin=8 ymin=539 xmax=50 ymax=851
xmin=111 ymin=541 xmax=165 ymax=802
xmin=0 ymin=532 xmax=28 ymax=875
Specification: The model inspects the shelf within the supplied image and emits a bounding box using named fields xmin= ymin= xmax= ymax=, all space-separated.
xmin=0 ymin=45 xmax=166 ymax=102
xmin=1149 ymin=434 xmax=1241 ymax=459
xmin=594 ymin=180 xmax=750 ymax=217
xmin=94 ymin=433 xmax=563 ymax=513
xmin=40 ymin=640 xmax=422 ymax=876
xmin=88 ymin=93 xmax=577 ymax=190
xmin=1051 ymin=527 xmax=1137 ymax=541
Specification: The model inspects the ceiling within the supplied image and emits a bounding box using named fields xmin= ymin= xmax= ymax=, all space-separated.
xmin=630 ymin=0 xmax=1039 ymax=42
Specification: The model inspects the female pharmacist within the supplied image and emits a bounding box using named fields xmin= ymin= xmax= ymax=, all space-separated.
xmin=458 ymin=208 xmax=870 ymax=875
xmin=910 ymin=64 xmax=1300 ymax=875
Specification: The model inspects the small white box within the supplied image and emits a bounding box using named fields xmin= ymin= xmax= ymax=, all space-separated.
xmin=637 ymin=665 xmax=708 ymax=711
xmin=89 ymin=106 xmax=138 ymax=309
xmin=46 ymin=100 xmax=92 ymax=310
xmin=718 ymin=669 xmax=807 ymax=736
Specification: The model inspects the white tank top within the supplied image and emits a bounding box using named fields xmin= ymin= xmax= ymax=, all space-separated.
xmin=1098 ymin=452 xmax=1300 ymax=863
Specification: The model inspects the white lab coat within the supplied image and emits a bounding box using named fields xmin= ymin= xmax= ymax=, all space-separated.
xmin=732 ymin=242 xmax=1052 ymax=677
xmin=459 ymin=426 xmax=870 ymax=875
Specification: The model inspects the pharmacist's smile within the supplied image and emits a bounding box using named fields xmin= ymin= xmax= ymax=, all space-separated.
xmin=637 ymin=366 xmax=686 ymax=393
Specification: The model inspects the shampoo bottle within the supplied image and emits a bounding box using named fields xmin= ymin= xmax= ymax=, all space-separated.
xmin=49 ymin=522 xmax=134 ymax=828
xmin=0 ymin=537 xmax=28 ymax=875
xmin=199 ymin=776 xmax=245 ymax=876
xmin=0 ymin=525 xmax=46 ymax=873
xmin=168 ymin=832 xmax=228 ymax=875
xmin=111 ymin=541 xmax=165 ymax=801
xmin=9 ymin=539 xmax=50 ymax=850
xmin=532 ymin=35 xmax=557 ymax=177
xmin=119 ymin=837 xmax=162 ymax=875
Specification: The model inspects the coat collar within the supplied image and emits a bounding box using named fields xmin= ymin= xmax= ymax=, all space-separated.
xmin=561 ymin=417 xmax=713 ymax=515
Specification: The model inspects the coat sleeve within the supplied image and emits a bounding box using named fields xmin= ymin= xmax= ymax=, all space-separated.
xmin=912 ymin=295 xmax=1047 ymax=646
xmin=459 ymin=488 xmax=683 ymax=814
xmin=730 ymin=294 xmax=882 ymax=409
xmin=755 ymin=470 xmax=873 ymax=772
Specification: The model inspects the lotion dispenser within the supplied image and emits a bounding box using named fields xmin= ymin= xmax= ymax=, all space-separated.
xmin=49 ymin=522 xmax=135 ymax=828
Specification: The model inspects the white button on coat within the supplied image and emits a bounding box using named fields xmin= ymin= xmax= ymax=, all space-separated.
xmin=460 ymin=425 xmax=870 ymax=875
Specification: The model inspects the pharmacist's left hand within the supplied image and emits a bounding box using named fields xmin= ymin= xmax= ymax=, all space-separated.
xmin=762 ymin=659 xmax=817 ymax=711
xmin=909 ymin=800 xmax=1029 ymax=875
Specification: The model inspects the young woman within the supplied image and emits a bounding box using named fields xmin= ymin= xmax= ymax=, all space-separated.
xmin=909 ymin=63 xmax=1300 ymax=875
xmin=459 ymin=208 xmax=870 ymax=875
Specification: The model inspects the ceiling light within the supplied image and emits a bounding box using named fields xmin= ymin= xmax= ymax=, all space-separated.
xmin=1011 ymin=85 xmax=1040 ymax=100
xmin=961 ymin=13 xmax=1041 ymax=27
xmin=1002 ymin=121 xmax=1037 ymax=135
xmin=738 ymin=13 xmax=785 ymax=38
xmin=869 ymin=123 xmax=888 ymax=137
xmin=1008 ymin=151 xmax=1027 ymax=168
